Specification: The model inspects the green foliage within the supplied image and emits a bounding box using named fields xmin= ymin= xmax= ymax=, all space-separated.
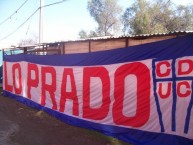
xmin=122 ymin=0 xmax=193 ymax=35
xmin=78 ymin=30 xmax=98 ymax=39
xmin=79 ymin=30 xmax=88 ymax=39
xmin=87 ymin=0 xmax=122 ymax=36
xmin=80 ymin=0 xmax=193 ymax=37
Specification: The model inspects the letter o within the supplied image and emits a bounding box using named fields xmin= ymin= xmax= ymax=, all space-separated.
xmin=113 ymin=62 xmax=150 ymax=127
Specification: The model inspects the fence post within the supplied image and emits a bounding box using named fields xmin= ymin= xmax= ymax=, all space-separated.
xmin=89 ymin=40 xmax=91 ymax=53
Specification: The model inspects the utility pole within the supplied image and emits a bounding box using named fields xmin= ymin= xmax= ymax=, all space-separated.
xmin=39 ymin=0 xmax=43 ymax=44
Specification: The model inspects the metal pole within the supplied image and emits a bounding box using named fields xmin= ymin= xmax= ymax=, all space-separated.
xmin=39 ymin=0 xmax=43 ymax=44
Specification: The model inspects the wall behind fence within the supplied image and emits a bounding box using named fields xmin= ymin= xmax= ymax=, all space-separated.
xmin=16 ymin=34 xmax=177 ymax=55
xmin=61 ymin=35 xmax=176 ymax=54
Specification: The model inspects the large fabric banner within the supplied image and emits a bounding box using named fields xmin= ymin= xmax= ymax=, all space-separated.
xmin=3 ymin=35 xmax=193 ymax=145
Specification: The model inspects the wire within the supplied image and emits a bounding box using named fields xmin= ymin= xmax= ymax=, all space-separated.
xmin=0 ymin=0 xmax=29 ymax=26
xmin=41 ymin=0 xmax=68 ymax=8
xmin=0 ymin=8 xmax=39 ymax=41
xmin=0 ymin=0 xmax=68 ymax=41
xmin=26 ymin=0 xmax=38 ymax=36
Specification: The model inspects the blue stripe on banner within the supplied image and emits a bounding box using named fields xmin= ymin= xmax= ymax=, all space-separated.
xmin=3 ymin=34 xmax=193 ymax=66
xmin=171 ymin=59 xmax=177 ymax=132
xmin=152 ymin=59 xmax=164 ymax=132
xmin=3 ymin=90 xmax=193 ymax=145
xmin=156 ymin=77 xmax=193 ymax=82
xmin=184 ymin=80 xmax=193 ymax=133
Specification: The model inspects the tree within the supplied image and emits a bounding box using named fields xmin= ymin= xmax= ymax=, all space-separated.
xmin=79 ymin=30 xmax=88 ymax=39
xmin=122 ymin=0 xmax=152 ymax=34
xmin=18 ymin=34 xmax=38 ymax=46
xmin=78 ymin=30 xmax=98 ymax=39
xmin=166 ymin=5 xmax=193 ymax=31
xmin=122 ymin=0 xmax=193 ymax=35
xmin=87 ymin=0 xmax=122 ymax=36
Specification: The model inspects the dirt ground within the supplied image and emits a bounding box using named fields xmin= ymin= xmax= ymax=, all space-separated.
xmin=0 ymin=91 xmax=131 ymax=145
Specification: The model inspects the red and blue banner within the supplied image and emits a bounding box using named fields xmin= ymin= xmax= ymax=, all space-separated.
xmin=3 ymin=34 xmax=193 ymax=145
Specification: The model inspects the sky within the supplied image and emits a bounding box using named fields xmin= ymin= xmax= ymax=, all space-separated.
xmin=0 ymin=0 xmax=193 ymax=49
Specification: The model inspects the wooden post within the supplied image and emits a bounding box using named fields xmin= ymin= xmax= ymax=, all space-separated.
xmin=125 ymin=38 xmax=129 ymax=47
xmin=63 ymin=42 xmax=65 ymax=54
xmin=2 ymin=49 xmax=4 ymax=56
xmin=58 ymin=44 xmax=60 ymax=54
xmin=89 ymin=40 xmax=91 ymax=53
xmin=24 ymin=47 xmax=27 ymax=54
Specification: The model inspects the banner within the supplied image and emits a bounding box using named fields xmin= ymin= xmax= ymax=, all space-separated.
xmin=3 ymin=34 xmax=193 ymax=145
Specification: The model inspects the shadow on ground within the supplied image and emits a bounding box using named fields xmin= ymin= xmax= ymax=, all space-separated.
xmin=0 ymin=93 xmax=131 ymax=145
